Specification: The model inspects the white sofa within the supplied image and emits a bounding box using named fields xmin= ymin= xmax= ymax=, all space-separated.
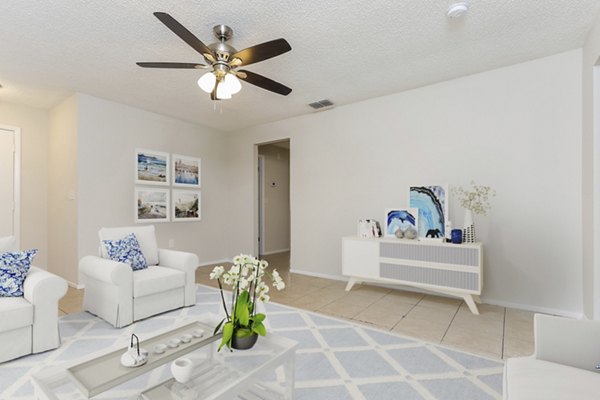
xmin=0 ymin=236 xmax=68 ymax=363
xmin=79 ymin=225 xmax=199 ymax=328
xmin=504 ymin=314 xmax=600 ymax=399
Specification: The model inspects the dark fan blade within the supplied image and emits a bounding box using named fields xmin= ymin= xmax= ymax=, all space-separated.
xmin=154 ymin=12 xmax=215 ymax=59
xmin=231 ymin=38 xmax=291 ymax=67
xmin=136 ymin=62 xmax=207 ymax=69
xmin=238 ymin=70 xmax=292 ymax=96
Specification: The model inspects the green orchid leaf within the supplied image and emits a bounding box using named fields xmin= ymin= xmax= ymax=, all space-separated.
xmin=235 ymin=290 xmax=250 ymax=326
xmin=218 ymin=322 xmax=234 ymax=352
xmin=235 ymin=328 xmax=253 ymax=338
xmin=253 ymin=321 xmax=267 ymax=336
xmin=237 ymin=290 xmax=249 ymax=305
xmin=254 ymin=313 xmax=266 ymax=323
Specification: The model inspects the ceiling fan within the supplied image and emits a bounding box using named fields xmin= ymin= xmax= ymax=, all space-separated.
xmin=137 ymin=12 xmax=292 ymax=100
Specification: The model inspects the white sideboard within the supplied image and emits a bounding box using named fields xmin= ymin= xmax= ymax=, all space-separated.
xmin=342 ymin=236 xmax=483 ymax=314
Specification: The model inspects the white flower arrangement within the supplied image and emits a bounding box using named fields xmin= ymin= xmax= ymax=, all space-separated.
xmin=452 ymin=181 xmax=496 ymax=215
xmin=210 ymin=254 xmax=285 ymax=351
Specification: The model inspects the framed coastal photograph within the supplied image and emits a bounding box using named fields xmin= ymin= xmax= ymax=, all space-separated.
xmin=172 ymin=189 xmax=201 ymax=221
xmin=172 ymin=154 xmax=201 ymax=188
xmin=135 ymin=149 xmax=170 ymax=186
xmin=385 ymin=208 xmax=418 ymax=237
xmin=135 ymin=188 xmax=170 ymax=223
xmin=409 ymin=185 xmax=448 ymax=240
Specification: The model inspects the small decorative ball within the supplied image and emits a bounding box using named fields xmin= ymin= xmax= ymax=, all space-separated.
xmin=404 ymin=227 xmax=417 ymax=240
xmin=394 ymin=229 xmax=404 ymax=239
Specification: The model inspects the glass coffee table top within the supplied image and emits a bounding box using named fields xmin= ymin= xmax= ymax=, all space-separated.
xmin=31 ymin=314 xmax=297 ymax=400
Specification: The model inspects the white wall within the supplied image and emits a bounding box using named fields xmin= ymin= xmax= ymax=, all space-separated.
xmin=0 ymin=103 xmax=49 ymax=268
xmin=76 ymin=94 xmax=229 ymax=284
xmin=226 ymin=49 xmax=583 ymax=316
xmin=582 ymin=13 xmax=600 ymax=319
xmin=258 ymin=144 xmax=290 ymax=254
xmin=48 ymin=96 xmax=79 ymax=283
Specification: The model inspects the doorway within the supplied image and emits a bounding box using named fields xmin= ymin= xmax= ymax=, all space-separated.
xmin=0 ymin=125 xmax=20 ymax=244
xmin=257 ymin=140 xmax=290 ymax=258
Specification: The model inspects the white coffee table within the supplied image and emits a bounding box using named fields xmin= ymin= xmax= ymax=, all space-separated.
xmin=31 ymin=314 xmax=297 ymax=400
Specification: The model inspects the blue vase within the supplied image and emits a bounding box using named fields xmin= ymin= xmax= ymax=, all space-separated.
xmin=451 ymin=229 xmax=463 ymax=244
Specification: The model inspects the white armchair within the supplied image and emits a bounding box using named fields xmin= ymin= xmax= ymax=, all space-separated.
xmin=79 ymin=225 xmax=199 ymax=328
xmin=503 ymin=314 xmax=600 ymax=399
xmin=0 ymin=236 xmax=67 ymax=363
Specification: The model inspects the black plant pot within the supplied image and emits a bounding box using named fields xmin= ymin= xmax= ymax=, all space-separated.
xmin=231 ymin=332 xmax=259 ymax=350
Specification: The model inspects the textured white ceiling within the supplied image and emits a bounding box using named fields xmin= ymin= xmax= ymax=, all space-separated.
xmin=0 ymin=1 xmax=599 ymax=131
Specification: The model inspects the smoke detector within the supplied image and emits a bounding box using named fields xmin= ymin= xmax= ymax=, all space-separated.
xmin=447 ymin=1 xmax=469 ymax=18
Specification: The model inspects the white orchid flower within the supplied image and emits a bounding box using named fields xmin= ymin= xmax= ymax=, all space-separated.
xmin=259 ymin=294 xmax=270 ymax=302
xmin=230 ymin=264 xmax=240 ymax=275
xmin=209 ymin=265 xmax=225 ymax=280
xmin=275 ymin=280 xmax=286 ymax=291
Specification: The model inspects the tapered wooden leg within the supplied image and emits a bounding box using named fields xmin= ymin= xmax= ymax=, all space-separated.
xmin=464 ymin=295 xmax=480 ymax=315
xmin=345 ymin=277 xmax=357 ymax=291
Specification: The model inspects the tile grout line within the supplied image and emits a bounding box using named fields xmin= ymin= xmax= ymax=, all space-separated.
xmin=389 ymin=300 xmax=422 ymax=331
xmin=440 ymin=302 xmax=462 ymax=343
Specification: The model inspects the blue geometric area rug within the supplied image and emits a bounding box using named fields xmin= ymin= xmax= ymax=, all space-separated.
xmin=0 ymin=285 xmax=503 ymax=400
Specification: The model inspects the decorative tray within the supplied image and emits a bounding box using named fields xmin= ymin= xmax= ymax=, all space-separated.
xmin=65 ymin=320 xmax=221 ymax=397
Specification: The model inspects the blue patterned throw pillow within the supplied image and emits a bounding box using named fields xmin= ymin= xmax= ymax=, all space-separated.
xmin=0 ymin=249 xmax=38 ymax=297
xmin=103 ymin=233 xmax=148 ymax=271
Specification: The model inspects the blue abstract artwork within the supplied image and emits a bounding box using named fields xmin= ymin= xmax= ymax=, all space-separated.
xmin=409 ymin=185 xmax=447 ymax=239
xmin=385 ymin=209 xmax=418 ymax=237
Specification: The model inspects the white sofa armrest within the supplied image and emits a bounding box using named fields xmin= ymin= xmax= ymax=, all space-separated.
xmin=79 ymin=255 xmax=132 ymax=284
xmin=158 ymin=248 xmax=199 ymax=306
xmin=534 ymin=314 xmax=600 ymax=372
xmin=158 ymin=249 xmax=199 ymax=272
xmin=23 ymin=266 xmax=68 ymax=305
xmin=23 ymin=266 xmax=68 ymax=353
xmin=79 ymin=255 xmax=134 ymax=328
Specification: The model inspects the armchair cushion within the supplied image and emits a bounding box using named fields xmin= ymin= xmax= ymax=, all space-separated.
xmin=133 ymin=266 xmax=185 ymax=298
xmin=0 ymin=297 xmax=33 ymax=332
xmin=0 ymin=249 xmax=37 ymax=297
xmin=102 ymin=233 xmax=148 ymax=271
xmin=99 ymin=226 xmax=159 ymax=266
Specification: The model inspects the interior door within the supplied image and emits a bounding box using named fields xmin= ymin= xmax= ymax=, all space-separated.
xmin=0 ymin=128 xmax=15 ymax=237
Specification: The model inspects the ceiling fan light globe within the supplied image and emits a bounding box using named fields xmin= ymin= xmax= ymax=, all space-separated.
xmin=216 ymin=84 xmax=232 ymax=99
xmin=198 ymin=72 xmax=216 ymax=93
xmin=223 ymin=73 xmax=242 ymax=94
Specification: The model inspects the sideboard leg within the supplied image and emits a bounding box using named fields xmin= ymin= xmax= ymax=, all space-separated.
xmin=464 ymin=295 xmax=480 ymax=315
xmin=345 ymin=277 xmax=357 ymax=291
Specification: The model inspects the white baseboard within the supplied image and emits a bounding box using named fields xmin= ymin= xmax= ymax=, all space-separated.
xmin=289 ymin=268 xmax=347 ymax=282
xmin=289 ymin=268 xmax=584 ymax=318
xmin=68 ymin=281 xmax=85 ymax=290
xmin=197 ymin=258 xmax=232 ymax=268
xmin=261 ymin=248 xmax=290 ymax=256
xmin=481 ymin=297 xmax=584 ymax=319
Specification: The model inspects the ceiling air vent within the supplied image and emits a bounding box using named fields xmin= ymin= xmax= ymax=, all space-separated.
xmin=308 ymin=99 xmax=334 ymax=111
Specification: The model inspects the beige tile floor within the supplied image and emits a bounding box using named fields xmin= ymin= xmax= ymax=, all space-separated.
xmin=59 ymin=251 xmax=535 ymax=360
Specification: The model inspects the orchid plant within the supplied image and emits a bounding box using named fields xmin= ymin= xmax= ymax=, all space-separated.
xmin=452 ymin=180 xmax=496 ymax=215
xmin=210 ymin=254 xmax=285 ymax=351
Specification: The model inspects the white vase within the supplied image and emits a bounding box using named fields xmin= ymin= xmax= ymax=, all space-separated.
xmin=171 ymin=357 xmax=193 ymax=383
xmin=462 ymin=209 xmax=475 ymax=243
